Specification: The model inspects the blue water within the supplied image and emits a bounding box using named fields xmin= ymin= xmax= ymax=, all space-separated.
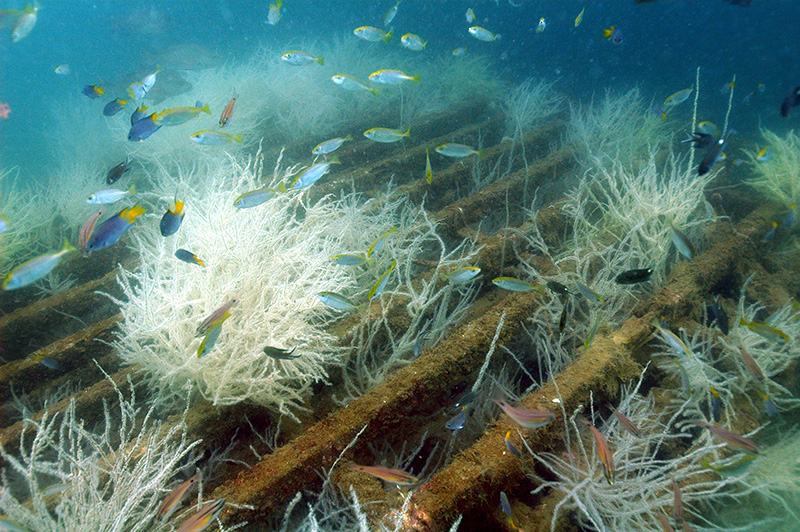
xmin=1 ymin=0 xmax=799 ymax=178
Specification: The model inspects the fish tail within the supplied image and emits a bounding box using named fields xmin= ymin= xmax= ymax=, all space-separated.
xmin=62 ymin=239 xmax=77 ymax=253
xmin=329 ymin=155 xmax=341 ymax=164
xmin=739 ymin=317 xmax=747 ymax=326
xmin=403 ymin=127 xmax=411 ymax=137
xmin=173 ymin=199 xmax=184 ymax=213
xmin=344 ymin=134 xmax=353 ymax=141
xmin=276 ymin=0 xmax=283 ymax=7
xmin=316 ymin=55 xmax=325 ymax=65
xmin=122 ymin=204 xmax=146 ymax=222
xmin=128 ymin=184 xmax=137 ymax=194
xmin=410 ymin=74 xmax=421 ymax=83
xmin=369 ymin=87 xmax=379 ymax=97
xmin=233 ymin=134 xmax=243 ymax=143
xmin=200 ymin=103 xmax=211 ymax=114
xmin=383 ymin=30 xmax=393 ymax=43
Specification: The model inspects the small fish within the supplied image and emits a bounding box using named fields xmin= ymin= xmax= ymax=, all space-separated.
xmin=349 ymin=464 xmax=418 ymax=485
xmin=219 ymin=92 xmax=236 ymax=127
xmin=8 ymin=3 xmax=37 ymax=42
xmin=465 ymin=8 xmax=476 ymax=24
xmin=102 ymin=98 xmax=128 ymax=116
xmin=435 ymin=143 xmax=481 ymax=158
xmin=701 ymin=454 xmax=754 ymax=477
xmin=367 ymin=227 xmax=397 ymax=257
xmin=2 ymin=240 xmax=76 ymax=290
xmin=492 ymin=276 xmax=540 ymax=292
xmin=695 ymin=421 xmax=759 ymax=454
xmin=448 ymin=266 xmax=481 ymax=284
xmin=157 ymin=472 xmax=200 ymax=521
xmin=289 ymin=157 xmax=340 ymax=190
xmin=30 ymin=353 xmax=61 ymax=370
xmin=190 ymin=130 xmax=242 ymax=145
xmin=425 ymin=147 xmax=433 ymax=183
xmin=499 ymin=491 xmax=519 ymax=531
xmin=504 ymin=430 xmax=522 ymax=457
xmin=738 ymin=347 xmax=764 ymax=381
xmin=762 ymin=221 xmax=778 ymax=242
xmin=454 ymin=390 xmax=477 ymax=409
xmin=267 ymin=0 xmax=282 ymax=25
xmin=698 ymin=138 xmax=726 ymax=176
xmin=175 ymin=498 xmax=225 ymax=532
xmin=413 ymin=331 xmax=429 ymax=357
xmin=317 ymin=291 xmax=357 ymax=311
xmin=233 ymin=187 xmax=277 ymax=209
xmin=610 ymin=406 xmax=641 ymax=437
xmin=492 ymin=398 xmax=556 ymax=429
xmin=281 ymin=50 xmax=324 ymax=66
xmin=197 ymin=298 xmax=238 ymax=337
xmin=652 ymin=319 xmax=692 ymax=358
xmin=755 ymin=148 xmax=773 ymax=162
xmin=759 ymin=393 xmax=778 ymax=416
xmin=78 ymin=209 xmax=103 ymax=253
xmin=558 ymin=302 xmax=568 ymax=334
xmin=263 ymin=345 xmax=300 ymax=360
xmin=783 ymin=204 xmax=798 ymax=229
xmin=85 ymin=205 xmax=146 ymax=252
xmin=704 ymin=199 xmax=717 ymax=221
xmin=709 ymin=296 xmax=729 ymax=334
xmin=82 ymin=85 xmax=105 ymax=99
xmin=106 ymin=156 xmax=133 ymax=184
xmin=669 ymin=223 xmax=694 ymax=260
xmin=546 ymin=281 xmax=571 ymax=296
xmin=615 ymin=267 xmax=653 ymax=285
xmin=127 ymin=67 xmax=161 ymax=100
xmin=603 ymin=26 xmax=623 ymax=45
xmin=445 ymin=406 xmax=468 ymax=430
xmin=664 ymin=87 xmax=693 ymax=107
xmin=574 ymin=6 xmax=585 ymax=27
xmin=87 ymin=185 xmax=135 ymax=205
xmin=697 ymin=121 xmax=721 ymax=138
xmin=156 ymin=103 xmax=211 ymax=126
xmin=0 ymin=102 xmax=9 ymax=119
xmin=130 ymin=105 xmax=149 ymax=125
xmin=330 ymin=74 xmax=379 ymax=96
xmin=581 ymin=417 xmax=615 ymax=484
xmin=331 ymin=253 xmax=370 ymax=266
xmin=584 ymin=315 xmax=600 ymax=349
xmin=369 ymin=259 xmax=397 ymax=301
xmin=364 ymin=126 xmax=410 ymax=143
xmin=780 ymin=86 xmax=800 ymax=118
xmin=709 ymin=386 xmax=723 ymax=422
xmin=160 ymin=200 xmax=185 ymax=236
xmin=536 ymin=17 xmax=546 ymax=33
xmin=468 ymin=26 xmax=501 ymax=42
xmin=383 ymin=0 xmax=400 ymax=26
xmin=739 ymin=317 xmax=790 ymax=342
xmin=574 ymin=281 xmax=603 ymax=303
xmin=54 ymin=64 xmax=71 ymax=75
xmin=353 ymin=26 xmax=393 ymax=43
xmin=128 ymin=113 xmax=162 ymax=141
xmin=312 ymin=135 xmax=352 ymax=155
xmin=368 ymin=69 xmax=420 ymax=85
xmin=175 ymin=249 xmax=204 ymax=267
xmin=197 ymin=312 xmax=229 ymax=358
xmin=401 ymin=33 xmax=426 ymax=51
xmin=452 ymin=46 xmax=467 ymax=56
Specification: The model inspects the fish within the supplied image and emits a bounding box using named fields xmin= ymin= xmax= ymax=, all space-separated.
xmin=574 ymin=281 xmax=603 ymax=303
xmin=780 ymin=86 xmax=800 ymax=117
xmin=504 ymin=431 xmax=522 ymax=457
xmin=54 ymin=64 xmax=71 ymax=75
xmin=281 ymin=50 xmax=324 ymax=66
xmin=156 ymin=102 xmax=211 ymax=126
xmin=783 ymin=204 xmax=798 ymax=228
xmin=29 ymin=353 xmax=60 ymax=370
xmin=128 ymin=113 xmax=162 ymax=141
xmin=447 ymin=266 xmax=481 ymax=284
xmin=695 ymin=421 xmax=759 ymax=454
xmin=383 ymin=0 xmax=400 ymax=26
xmin=353 ymin=26 xmax=393 ymax=43
xmin=197 ymin=313 xmax=229 ymax=357
xmin=197 ymin=298 xmax=238 ymax=337
xmin=610 ymin=406 xmax=641 ymax=437
xmin=363 ymin=127 xmax=410 ymax=143
xmin=669 ymin=223 xmax=694 ymax=260
xmin=127 ymin=67 xmax=161 ymax=100
xmin=175 ymin=498 xmax=225 ymax=532
xmin=664 ymin=87 xmax=693 ymax=107
xmin=739 ymin=317 xmax=790 ymax=342
xmin=615 ymin=267 xmax=653 ymax=285
xmin=759 ymin=393 xmax=778 ymax=416
xmin=584 ymin=316 xmax=600 ymax=349
xmin=233 ymin=187 xmax=277 ymax=209
xmin=130 ymin=105 xmax=149 ymax=125
xmin=452 ymin=47 xmax=467 ymax=56
xmin=106 ymin=156 xmax=134 ymax=184
xmin=2 ymin=240 xmax=76 ymax=290
xmin=492 ymin=398 xmax=556 ymax=429
xmin=175 ymin=249 xmax=204 ymax=267
xmin=289 ymin=157 xmax=340 ymax=190
xmin=536 ymin=17 xmax=546 ymax=33
xmin=190 ymin=130 xmax=242 ymax=145
xmin=367 ymin=227 xmax=397 ymax=257
xmin=160 ymin=200 xmax=185 ymax=236
xmin=762 ymin=221 xmax=778 ymax=242
xmin=312 ymin=135 xmax=352 ymax=156
xmin=700 ymin=454 xmax=754 ymax=477
xmin=581 ymin=417 xmax=615 ymax=484
xmin=738 ymin=347 xmax=764 ymax=381
xmin=652 ymin=320 xmax=692 ymax=358
xmin=330 ymin=74 xmax=379 ymax=96
xmin=0 ymin=516 xmax=33 ymax=532
xmin=330 ymin=253 xmax=370 ymax=266
xmin=368 ymin=69 xmax=419 ymax=85
xmin=492 ymin=276 xmax=540 ymax=292
xmin=603 ymin=26 xmax=623 ymax=44
xmin=546 ymin=281 xmax=571 ymax=296
xmin=369 ymin=259 xmax=397 ymax=301
xmin=704 ymin=199 xmax=717 ymax=222
xmin=709 ymin=296 xmax=729 ymax=334
xmin=401 ymin=33 xmax=426 ymax=51
xmin=87 ymin=185 xmax=135 ymax=205
xmin=8 ymin=3 xmax=37 ymax=43
xmin=157 ymin=472 xmax=200 ymax=521
xmin=468 ymin=26 xmax=501 ymax=42
xmin=267 ymin=0 xmax=282 ymax=25
xmin=317 ymin=291 xmax=357 ymax=311
xmin=82 ymin=85 xmax=105 ymax=99
xmin=425 ymin=147 xmax=432 ymax=183
xmin=755 ymin=148 xmax=773 ymax=162
xmin=85 ymin=205 xmax=145 ymax=252
xmin=558 ymin=302 xmax=569 ymax=334
xmin=435 ymin=143 xmax=481 ymax=158
xmin=0 ymin=102 xmax=9 ymax=119
xmin=698 ymin=138 xmax=726 ymax=176
xmin=697 ymin=120 xmax=721 ymax=137
xmin=102 ymin=98 xmax=128 ymax=116
xmin=445 ymin=406 xmax=468 ymax=430
xmin=263 ymin=345 xmax=300 ymax=360
xmin=78 ymin=210 xmax=103 ymax=253
xmin=709 ymin=386 xmax=723 ymax=422
xmin=413 ymin=331 xmax=429 ymax=357
xmin=465 ymin=8 xmax=476 ymax=23
xmin=219 ymin=92 xmax=236 ymax=127
xmin=575 ymin=6 xmax=585 ymax=26
xmin=683 ymin=131 xmax=715 ymax=150
xmin=348 ymin=464 xmax=418 ymax=485
xmin=499 ymin=491 xmax=519 ymax=531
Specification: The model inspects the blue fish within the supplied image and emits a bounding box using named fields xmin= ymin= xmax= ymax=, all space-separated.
xmin=128 ymin=113 xmax=161 ymax=141
xmin=82 ymin=84 xmax=104 ymax=99
xmin=130 ymin=104 xmax=149 ymax=125
xmin=160 ymin=200 xmax=185 ymax=237
xmin=85 ymin=205 xmax=145 ymax=252
xmin=103 ymin=98 xmax=128 ymax=116
xmin=175 ymin=249 xmax=204 ymax=266
xmin=445 ymin=407 xmax=468 ymax=430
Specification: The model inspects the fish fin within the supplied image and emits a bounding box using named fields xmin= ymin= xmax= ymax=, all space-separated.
xmin=410 ymin=74 xmax=421 ymax=83
xmin=128 ymin=184 xmax=136 ymax=194
xmin=739 ymin=317 xmax=747 ymax=326
xmin=194 ymin=256 xmax=205 ymax=267
xmin=173 ymin=200 xmax=184 ymax=214
xmin=329 ymin=155 xmax=341 ymax=164
xmin=200 ymin=103 xmax=211 ymax=114
xmin=370 ymin=87 xmax=379 ymax=96
xmin=277 ymin=182 xmax=288 ymax=194
xmin=62 ymin=239 xmax=77 ymax=253
xmin=403 ymin=127 xmax=411 ymax=137
xmin=476 ymin=149 xmax=485 ymax=159
xmin=383 ymin=30 xmax=393 ymax=43
xmin=316 ymin=55 xmax=325 ymax=65
xmin=276 ymin=0 xmax=283 ymax=6
xmin=233 ymin=134 xmax=243 ymax=143
xmin=344 ymin=134 xmax=353 ymax=141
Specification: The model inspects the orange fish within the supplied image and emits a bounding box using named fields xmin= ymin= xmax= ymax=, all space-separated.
xmin=0 ymin=102 xmax=10 ymax=119
xmin=581 ymin=417 xmax=615 ymax=484
xmin=219 ymin=92 xmax=236 ymax=127
xmin=348 ymin=463 xmax=418 ymax=485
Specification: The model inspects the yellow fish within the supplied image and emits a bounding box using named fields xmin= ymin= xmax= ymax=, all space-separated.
xmin=575 ymin=6 xmax=585 ymax=27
